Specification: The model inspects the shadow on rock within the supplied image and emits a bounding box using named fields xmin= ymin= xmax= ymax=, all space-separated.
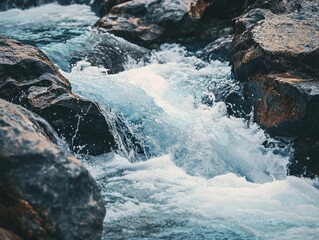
xmin=0 ymin=99 xmax=105 ymax=240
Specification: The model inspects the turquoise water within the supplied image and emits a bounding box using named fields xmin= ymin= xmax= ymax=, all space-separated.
xmin=1 ymin=4 xmax=319 ymax=239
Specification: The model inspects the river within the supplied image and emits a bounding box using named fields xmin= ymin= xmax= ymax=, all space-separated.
xmin=1 ymin=4 xmax=318 ymax=239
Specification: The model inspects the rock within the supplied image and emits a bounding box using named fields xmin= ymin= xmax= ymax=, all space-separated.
xmin=246 ymin=0 xmax=297 ymax=13
xmin=0 ymin=228 xmax=21 ymax=240
xmin=0 ymin=99 xmax=105 ymax=240
xmin=244 ymin=74 xmax=319 ymax=137
xmin=200 ymin=35 xmax=233 ymax=62
xmin=94 ymin=0 xmax=250 ymax=48
xmin=229 ymin=0 xmax=319 ymax=132
xmin=228 ymin=0 xmax=319 ymax=177
xmin=71 ymin=32 xmax=150 ymax=74
xmin=0 ymin=0 xmax=90 ymax=11
xmin=225 ymin=91 xmax=251 ymax=118
xmin=91 ymin=0 xmax=131 ymax=17
xmin=231 ymin=14 xmax=319 ymax=82
xmin=0 ymin=36 xmax=142 ymax=156
xmin=289 ymin=137 xmax=319 ymax=178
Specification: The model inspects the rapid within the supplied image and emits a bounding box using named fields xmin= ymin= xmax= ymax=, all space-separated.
xmin=1 ymin=4 xmax=318 ymax=239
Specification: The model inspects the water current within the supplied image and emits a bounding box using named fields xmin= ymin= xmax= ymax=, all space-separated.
xmin=1 ymin=4 xmax=319 ymax=239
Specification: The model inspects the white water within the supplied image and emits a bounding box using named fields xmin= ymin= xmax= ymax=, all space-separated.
xmin=66 ymin=45 xmax=319 ymax=239
xmin=1 ymin=4 xmax=319 ymax=239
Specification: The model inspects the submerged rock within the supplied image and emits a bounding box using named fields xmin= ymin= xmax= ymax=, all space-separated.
xmin=244 ymin=74 xmax=319 ymax=136
xmin=0 ymin=0 xmax=90 ymax=11
xmin=0 ymin=99 xmax=105 ymax=240
xmin=0 ymin=36 xmax=142 ymax=156
xmin=200 ymin=34 xmax=233 ymax=62
xmin=69 ymin=32 xmax=150 ymax=74
xmin=94 ymin=0 xmax=249 ymax=47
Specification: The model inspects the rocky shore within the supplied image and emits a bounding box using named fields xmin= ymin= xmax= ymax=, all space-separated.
xmin=1 ymin=0 xmax=319 ymax=239
xmin=229 ymin=0 xmax=319 ymax=177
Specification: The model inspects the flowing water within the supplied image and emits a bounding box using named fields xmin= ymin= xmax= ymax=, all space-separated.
xmin=1 ymin=4 xmax=319 ymax=240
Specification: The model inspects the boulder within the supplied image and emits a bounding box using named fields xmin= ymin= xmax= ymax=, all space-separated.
xmin=0 ymin=36 xmax=142 ymax=156
xmin=73 ymin=33 xmax=150 ymax=74
xmin=0 ymin=99 xmax=105 ymax=240
xmin=0 ymin=0 xmax=90 ymax=11
xmin=244 ymin=74 xmax=319 ymax=137
xmin=229 ymin=0 xmax=319 ymax=132
xmin=229 ymin=0 xmax=319 ymax=177
xmin=200 ymin=34 xmax=233 ymax=62
xmin=231 ymin=14 xmax=319 ymax=82
xmin=94 ymin=0 xmax=250 ymax=47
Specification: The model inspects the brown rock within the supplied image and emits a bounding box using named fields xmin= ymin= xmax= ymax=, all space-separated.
xmin=231 ymin=14 xmax=319 ymax=82
xmin=94 ymin=0 xmax=249 ymax=47
xmin=244 ymin=74 xmax=319 ymax=137
xmin=229 ymin=0 xmax=319 ymax=177
xmin=0 ymin=228 xmax=21 ymax=240
xmin=0 ymin=99 xmax=105 ymax=240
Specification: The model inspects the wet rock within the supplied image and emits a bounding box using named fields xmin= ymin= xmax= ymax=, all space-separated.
xmin=229 ymin=0 xmax=319 ymax=177
xmin=289 ymin=137 xmax=319 ymax=178
xmin=0 ymin=36 xmax=135 ymax=155
xmin=0 ymin=99 xmax=105 ymax=240
xmin=0 ymin=0 xmax=90 ymax=11
xmin=244 ymin=74 xmax=319 ymax=137
xmin=225 ymin=91 xmax=251 ymax=118
xmin=200 ymin=35 xmax=233 ymax=62
xmin=0 ymin=228 xmax=21 ymax=240
xmin=70 ymin=32 xmax=150 ymax=74
xmin=94 ymin=0 xmax=250 ymax=47
xmin=231 ymin=14 xmax=319 ymax=82
xmin=91 ymin=0 xmax=130 ymax=17
xmin=229 ymin=0 xmax=319 ymax=131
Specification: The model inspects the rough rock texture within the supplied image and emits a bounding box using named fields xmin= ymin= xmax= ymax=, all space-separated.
xmin=231 ymin=14 xmax=319 ymax=82
xmin=71 ymin=33 xmax=150 ymax=74
xmin=230 ymin=1 xmax=319 ymax=132
xmin=0 ymin=99 xmax=105 ymax=240
xmin=244 ymin=74 xmax=319 ymax=136
xmin=0 ymin=0 xmax=90 ymax=11
xmin=229 ymin=0 xmax=319 ymax=177
xmin=200 ymin=34 xmax=233 ymax=62
xmin=246 ymin=0 xmax=303 ymax=14
xmin=0 ymin=228 xmax=21 ymax=240
xmin=94 ymin=0 xmax=250 ymax=47
xmin=0 ymin=36 xmax=139 ymax=155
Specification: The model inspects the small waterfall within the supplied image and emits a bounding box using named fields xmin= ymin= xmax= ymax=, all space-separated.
xmin=1 ymin=4 xmax=319 ymax=240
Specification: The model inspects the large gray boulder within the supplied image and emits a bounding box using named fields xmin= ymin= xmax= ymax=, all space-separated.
xmin=0 ymin=99 xmax=105 ymax=239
